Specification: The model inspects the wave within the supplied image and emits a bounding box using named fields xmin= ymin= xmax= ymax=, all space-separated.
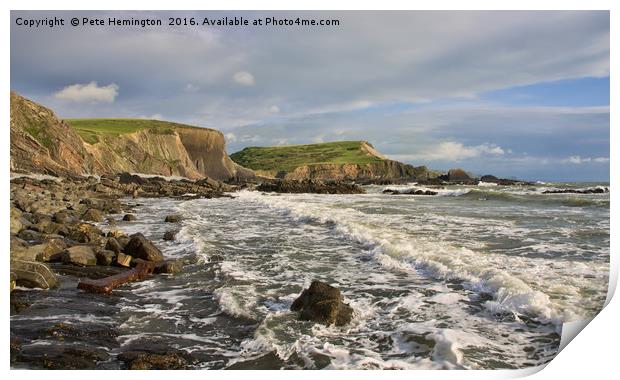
xmin=458 ymin=189 xmax=608 ymax=208
xmin=236 ymin=191 xmax=606 ymax=326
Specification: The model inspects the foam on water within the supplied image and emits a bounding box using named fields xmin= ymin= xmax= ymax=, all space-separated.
xmin=236 ymin=190 xmax=607 ymax=325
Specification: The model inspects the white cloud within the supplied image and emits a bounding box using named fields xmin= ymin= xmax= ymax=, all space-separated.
xmin=54 ymin=81 xmax=118 ymax=103
xmin=233 ymin=71 xmax=255 ymax=86
xmin=562 ymin=156 xmax=609 ymax=164
xmin=225 ymin=133 xmax=237 ymax=143
xmin=401 ymin=141 xmax=505 ymax=161
xmin=269 ymin=105 xmax=280 ymax=114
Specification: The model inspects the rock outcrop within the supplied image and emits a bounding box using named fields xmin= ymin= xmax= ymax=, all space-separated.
xmin=256 ymin=179 xmax=364 ymax=194
xmin=291 ymin=281 xmax=354 ymax=326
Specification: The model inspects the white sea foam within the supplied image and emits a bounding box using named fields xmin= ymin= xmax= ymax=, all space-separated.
xmin=235 ymin=190 xmax=607 ymax=325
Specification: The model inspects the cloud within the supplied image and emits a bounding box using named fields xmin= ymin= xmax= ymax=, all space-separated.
xmin=562 ymin=156 xmax=609 ymax=164
xmin=269 ymin=105 xmax=280 ymax=114
xmin=53 ymin=81 xmax=118 ymax=103
xmin=225 ymin=133 xmax=237 ymax=143
xmin=392 ymin=142 xmax=505 ymax=162
xmin=232 ymin=71 xmax=255 ymax=86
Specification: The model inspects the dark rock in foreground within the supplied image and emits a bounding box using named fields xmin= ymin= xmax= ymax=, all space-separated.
xmin=256 ymin=179 xmax=364 ymax=194
xmin=291 ymin=280 xmax=353 ymax=326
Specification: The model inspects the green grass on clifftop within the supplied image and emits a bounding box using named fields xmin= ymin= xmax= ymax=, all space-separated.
xmin=66 ymin=118 xmax=200 ymax=144
xmin=230 ymin=141 xmax=384 ymax=173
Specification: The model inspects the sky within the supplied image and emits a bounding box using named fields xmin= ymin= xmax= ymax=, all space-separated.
xmin=10 ymin=10 xmax=610 ymax=181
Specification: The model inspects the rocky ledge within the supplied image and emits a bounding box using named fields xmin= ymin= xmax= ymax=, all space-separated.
xmin=256 ymin=179 xmax=364 ymax=194
xmin=542 ymin=187 xmax=609 ymax=194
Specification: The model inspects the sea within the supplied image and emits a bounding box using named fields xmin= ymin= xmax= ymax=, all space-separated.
xmin=10 ymin=182 xmax=610 ymax=369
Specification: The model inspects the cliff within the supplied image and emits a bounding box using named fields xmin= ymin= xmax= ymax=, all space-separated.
xmin=230 ymin=141 xmax=429 ymax=182
xmin=10 ymin=92 xmax=253 ymax=181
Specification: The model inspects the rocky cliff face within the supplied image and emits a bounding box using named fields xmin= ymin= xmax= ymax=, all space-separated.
xmin=10 ymin=92 xmax=253 ymax=181
xmin=281 ymin=160 xmax=429 ymax=182
xmin=10 ymin=92 xmax=94 ymax=176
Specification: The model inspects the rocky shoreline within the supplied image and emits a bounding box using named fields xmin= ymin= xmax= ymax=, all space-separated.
xmin=10 ymin=173 xmax=367 ymax=369
xmin=10 ymin=173 xmax=236 ymax=369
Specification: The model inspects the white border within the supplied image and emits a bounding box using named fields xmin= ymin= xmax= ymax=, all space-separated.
xmin=3 ymin=1 xmax=616 ymax=379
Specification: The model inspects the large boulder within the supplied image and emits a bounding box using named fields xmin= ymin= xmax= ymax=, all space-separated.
xmin=10 ymin=259 xmax=58 ymax=289
xmin=290 ymin=280 xmax=353 ymax=326
xmin=105 ymin=237 xmax=123 ymax=254
xmin=63 ymin=246 xmax=97 ymax=267
xmin=124 ymin=233 xmax=164 ymax=262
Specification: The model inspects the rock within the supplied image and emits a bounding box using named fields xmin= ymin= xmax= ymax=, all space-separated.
xmin=123 ymin=214 xmax=137 ymax=221
xmin=124 ymin=233 xmax=164 ymax=262
xmin=64 ymin=223 xmax=104 ymax=244
xmin=105 ymin=237 xmax=123 ymax=254
xmin=36 ymin=238 xmax=67 ymax=262
xmin=17 ymin=229 xmax=43 ymax=243
xmin=63 ymin=246 xmax=97 ymax=267
xmin=53 ymin=210 xmax=76 ymax=224
xmin=118 ymin=351 xmax=188 ymax=370
xmin=10 ymin=214 xmax=24 ymax=235
xmin=11 ymin=244 xmax=45 ymax=261
xmin=290 ymin=280 xmax=354 ymax=326
xmin=542 ymin=187 xmax=609 ymax=194
xmin=116 ymin=252 xmax=133 ymax=267
xmin=119 ymin=172 xmax=148 ymax=185
xmin=154 ymin=259 xmax=183 ymax=274
xmin=164 ymin=214 xmax=182 ymax=223
xmin=82 ymin=208 xmax=104 ymax=222
xmin=256 ymin=179 xmax=364 ymax=195
xmin=480 ymin=175 xmax=499 ymax=183
xmin=95 ymin=250 xmax=116 ymax=266
xmin=445 ymin=168 xmax=473 ymax=182
xmin=163 ymin=230 xmax=177 ymax=241
xmin=13 ymin=344 xmax=109 ymax=370
xmin=10 ymin=259 xmax=58 ymax=289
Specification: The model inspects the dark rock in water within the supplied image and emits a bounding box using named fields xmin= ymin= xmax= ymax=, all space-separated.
xmin=291 ymin=280 xmax=354 ymax=326
xmin=10 ymin=259 xmax=58 ymax=289
xmin=446 ymin=168 xmax=472 ymax=182
xmin=163 ymin=230 xmax=177 ymax=241
xmin=164 ymin=214 xmax=182 ymax=223
xmin=118 ymin=350 xmax=189 ymax=370
xmin=256 ymin=179 xmax=364 ymax=195
xmin=383 ymin=188 xmax=437 ymax=195
xmin=154 ymin=259 xmax=183 ymax=274
xmin=542 ymin=187 xmax=608 ymax=194
xmin=63 ymin=246 xmax=97 ymax=267
xmin=81 ymin=208 xmax=104 ymax=222
xmin=13 ymin=344 xmax=109 ymax=369
xmin=480 ymin=175 xmax=499 ymax=183
xmin=123 ymin=214 xmax=137 ymax=221
xmin=124 ymin=233 xmax=164 ymax=262
xmin=106 ymin=237 xmax=123 ymax=254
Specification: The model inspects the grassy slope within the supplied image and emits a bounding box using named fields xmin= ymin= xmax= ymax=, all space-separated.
xmin=230 ymin=141 xmax=384 ymax=172
xmin=66 ymin=118 xmax=201 ymax=144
